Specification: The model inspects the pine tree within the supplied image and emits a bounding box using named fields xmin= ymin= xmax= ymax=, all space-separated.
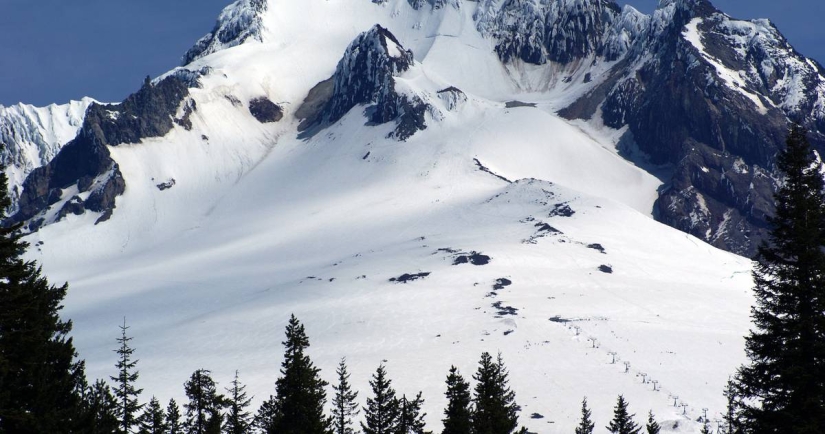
xmin=111 ymin=318 xmax=143 ymax=433
xmin=606 ymin=395 xmax=641 ymax=434
xmin=442 ymin=366 xmax=472 ymax=434
xmin=137 ymin=396 xmax=167 ymax=434
xmin=645 ymin=411 xmax=660 ymax=434
xmin=183 ymin=369 xmax=225 ymax=434
xmin=700 ymin=421 xmax=712 ymax=434
xmin=722 ymin=380 xmax=741 ymax=434
xmin=472 ymin=352 xmax=522 ymax=434
xmin=261 ymin=314 xmax=330 ymax=434
xmin=734 ymin=124 xmax=825 ymax=433
xmin=362 ymin=364 xmax=400 ymax=434
xmin=0 ymin=155 xmax=87 ymax=432
xmin=397 ymin=392 xmax=429 ymax=434
xmin=223 ymin=370 xmax=252 ymax=434
xmin=575 ymin=397 xmax=595 ymax=434
xmin=331 ymin=357 xmax=360 ymax=434
xmin=168 ymin=398 xmax=183 ymax=434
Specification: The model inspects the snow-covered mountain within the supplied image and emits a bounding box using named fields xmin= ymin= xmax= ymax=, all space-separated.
xmin=4 ymin=0 xmax=823 ymax=431
xmin=0 ymin=98 xmax=94 ymax=213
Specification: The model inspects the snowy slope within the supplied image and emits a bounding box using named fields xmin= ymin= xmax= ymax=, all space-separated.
xmin=0 ymin=98 xmax=94 ymax=212
xmin=20 ymin=0 xmax=756 ymax=432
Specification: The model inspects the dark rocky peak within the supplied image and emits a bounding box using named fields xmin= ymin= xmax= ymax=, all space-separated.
xmin=407 ymin=0 xmax=461 ymax=10
xmin=182 ymin=0 xmax=268 ymax=65
xmin=475 ymin=0 xmax=645 ymax=66
xmin=11 ymin=76 xmax=192 ymax=230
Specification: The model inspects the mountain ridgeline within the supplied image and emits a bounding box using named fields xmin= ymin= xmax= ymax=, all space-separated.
xmin=2 ymin=0 xmax=825 ymax=257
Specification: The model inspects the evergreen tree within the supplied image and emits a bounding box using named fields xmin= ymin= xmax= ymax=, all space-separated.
xmin=700 ymin=422 xmax=712 ymax=434
xmin=397 ymin=392 xmax=429 ymax=434
xmin=223 ymin=370 xmax=252 ymax=434
xmin=263 ymin=314 xmax=330 ymax=434
xmin=645 ymin=411 xmax=660 ymax=434
xmin=80 ymin=379 xmax=120 ymax=434
xmin=183 ymin=369 xmax=225 ymax=434
xmin=331 ymin=358 xmax=360 ymax=434
xmin=575 ymin=397 xmax=594 ymax=434
xmin=167 ymin=398 xmax=183 ymax=434
xmin=362 ymin=364 xmax=400 ymax=434
xmin=606 ymin=395 xmax=641 ymax=434
xmin=734 ymin=124 xmax=825 ymax=433
xmin=0 ymin=155 xmax=87 ymax=432
xmin=441 ymin=366 xmax=472 ymax=434
xmin=253 ymin=396 xmax=279 ymax=433
xmin=111 ymin=318 xmax=143 ymax=433
xmin=137 ymin=396 xmax=167 ymax=434
xmin=722 ymin=380 xmax=741 ymax=434
xmin=472 ymin=352 xmax=521 ymax=434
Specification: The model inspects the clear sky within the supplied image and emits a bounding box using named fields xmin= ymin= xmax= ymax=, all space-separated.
xmin=1 ymin=0 xmax=823 ymax=107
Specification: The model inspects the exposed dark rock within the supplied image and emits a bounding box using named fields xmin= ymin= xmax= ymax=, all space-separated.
xmin=492 ymin=301 xmax=518 ymax=316
xmin=11 ymin=75 xmax=189 ymax=229
xmin=586 ymin=243 xmax=606 ymax=254
xmin=473 ymin=158 xmax=512 ymax=183
xmin=389 ymin=272 xmax=431 ymax=283
xmin=56 ymin=196 xmax=85 ymax=221
xmin=436 ymin=87 xmax=467 ymax=111
xmin=248 ymin=97 xmax=283 ymax=123
xmin=530 ymin=413 xmax=545 ymax=419
xmin=174 ymin=99 xmax=196 ymax=131
xmin=307 ymin=25 xmax=429 ymax=140
xmin=493 ymin=278 xmax=512 ymax=291
xmin=535 ymin=222 xmax=561 ymax=234
xmin=549 ymin=202 xmax=575 ymax=217
xmin=157 ymin=179 xmax=176 ymax=191
xmin=296 ymin=77 xmax=334 ymax=132
xmin=598 ymin=265 xmax=613 ymax=274
xmin=225 ymin=95 xmax=242 ymax=107
xmin=548 ymin=316 xmax=571 ymax=324
xmin=452 ymin=251 xmax=491 ymax=266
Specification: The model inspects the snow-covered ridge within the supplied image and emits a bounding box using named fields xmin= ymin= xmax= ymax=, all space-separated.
xmin=0 ymin=98 xmax=95 ymax=213
xmin=182 ymin=0 xmax=268 ymax=65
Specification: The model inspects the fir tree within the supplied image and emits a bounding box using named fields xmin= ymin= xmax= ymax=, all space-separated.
xmin=397 ymin=392 xmax=429 ymax=434
xmin=0 ymin=155 xmax=87 ymax=432
xmin=331 ymin=357 xmax=360 ymax=434
xmin=472 ymin=352 xmax=521 ymax=434
xmin=722 ymin=380 xmax=741 ymax=434
xmin=253 ymin=396 xmax=279 ymax=433
xmin=80 ymin=379 xmax=120 ymax=434
xmin=261 ymin=314 xmax=330 ymax=434
xmin=111 ymin=318 xmax=143 ymax=433
xmin=442 ymin=366 xmax=472 ymax=434
xmin=700 ymin=421 xmax=712 ymax=434
xmin=362 ymin=364 xmax=400 ymax=434
xmin=645 ymin=411 xmax=660 ymax=434
xmin=734 ymin=124 xmax=825 ymax=433
xmin=223 ymin=370 xmax=252 ymax=434
xmin=183 ymin=369 xmax=225 ymax=434
xmin=167 ymin=398 xmax=183 ymax=434
xmin=575 ymin=397 xmax=595 ymax=434
xmin=606 ymin=395 xmax=641 ymax=434
xmin=137 ymin=396 xmax=167 ymax=434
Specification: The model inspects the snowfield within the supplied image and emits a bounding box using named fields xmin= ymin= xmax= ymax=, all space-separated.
xmin=23 ymin=0 xmax=754 ymax=432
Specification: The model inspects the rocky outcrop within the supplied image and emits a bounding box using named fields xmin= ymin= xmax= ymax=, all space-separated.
xmin=182 ymin=0 xmax=268 ymax=65
xmin=307 ymin=25 xmax=430 ymax=141
xmin=552 ymin=0 xmax=825 ymax=256
xmin=11 ymin=76 xmax=190 ymax=229
xmin=475 ymin=0 xmax=648 ymax=65
xmin=248 ymin=97 xmax=283 ymax=123
xmin=0 ymin=98 xmax=94 ymax=214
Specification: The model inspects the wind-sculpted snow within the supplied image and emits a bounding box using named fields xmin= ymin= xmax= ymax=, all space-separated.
xmin=0 ymin=98 xmax=94 ymax=213
xmin=182 ymin=0 xmax=268 ymax=65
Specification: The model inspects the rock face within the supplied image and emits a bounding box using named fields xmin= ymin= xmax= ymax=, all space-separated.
xmin=475 ymin=0 xmax=649 ymax=65
xmin=532 ymin=0 xmax=825 ymax=257
xmin=310 ymin=24 xmax=429 ymax=141
xmin=182 ymin=0 xmax=268 ymax=65
xmin=11 ymin=76 xmax=190 ymax=229
xmin=0 ymin=98 xmax=94 ymax=214
xmin=248 ymin=97 xmax=283 ymax=123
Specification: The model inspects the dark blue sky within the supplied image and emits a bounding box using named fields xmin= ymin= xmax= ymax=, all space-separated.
xmin=1 ymin=0 xmax=823 ymax=106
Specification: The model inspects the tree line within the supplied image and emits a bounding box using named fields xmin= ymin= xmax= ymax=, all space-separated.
xmin=3 ymin=124 xmax=825 ymax=433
